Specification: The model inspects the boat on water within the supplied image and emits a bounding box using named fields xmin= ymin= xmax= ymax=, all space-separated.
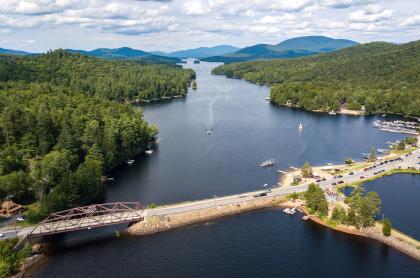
xmin=206 ymin=130 xmax=213 ymax=135
xmin=127 ymin=159 xmax=135 ymax=165
xmin=302 ymin=215 xmax=309 ymax=220
xmin=107 ymin=177 xmax=115 ymax=181
xmin=265 ymin=97 xmax=270 ymax=101
xmin=298 ymin=123 xmax=303 ymax=129
xmin=145 ymin=150 xmax=154 ymax=155
xmin=260 ymin=159 xmax=275 ymax=167
xmin=283 ymin=207 xmax=296 ymax=215
xmin=329 ymin=110 xmax=337 ymax=115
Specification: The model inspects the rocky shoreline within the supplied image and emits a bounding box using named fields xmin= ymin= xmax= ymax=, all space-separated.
xmin=302 ymin=207 xmax=420 ymax=261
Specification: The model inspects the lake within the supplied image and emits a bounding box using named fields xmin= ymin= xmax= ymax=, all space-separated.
xmin=30 ymin=60 xmax=420 ymax=277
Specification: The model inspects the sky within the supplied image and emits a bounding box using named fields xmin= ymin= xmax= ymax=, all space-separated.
xmin=0 ymin=0 xmax=419 ymax=52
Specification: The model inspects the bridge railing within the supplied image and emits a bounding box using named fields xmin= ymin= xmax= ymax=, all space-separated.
xmin=27 ymin=202 xmax=144 ymax=237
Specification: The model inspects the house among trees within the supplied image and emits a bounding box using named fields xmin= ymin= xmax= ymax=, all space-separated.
xmin=0 ymin=200 xmax=23 ymax=216
xmin=325 ymin=189 xmax=338 ymax=202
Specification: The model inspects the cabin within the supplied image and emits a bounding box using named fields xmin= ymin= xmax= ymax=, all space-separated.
xmin=0 ymin=200 xmax=23 ymax=216
xmin=325 ymin=189 xmax=338 ymax=202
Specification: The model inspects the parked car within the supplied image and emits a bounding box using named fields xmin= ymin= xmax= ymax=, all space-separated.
xmin=360 ymin=176 xmax=365 ymax=179
xmin=17 ymin=216 xmax=26 ymax=222
xmin=349 ymin=172 xmax=354 ymax=175
xmin=337 ymin=181 xmax=344 ymax=184
xmin=0 ymin=233 xmax=4 ymax=238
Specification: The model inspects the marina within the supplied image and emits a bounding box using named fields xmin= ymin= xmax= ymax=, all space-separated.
xmin=374 ymin=120 xmax=419 ymax=135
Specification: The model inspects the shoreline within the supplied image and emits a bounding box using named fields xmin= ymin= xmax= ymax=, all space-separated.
xmin=272 ymin=101 xmax=420 ymax=120
xmin=301 ymin=207 xmax=420 ymax=261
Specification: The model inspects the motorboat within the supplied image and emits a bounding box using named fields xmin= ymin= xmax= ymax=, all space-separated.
xmin=329 ymin=110 xmax=337 ymax=115
xmin=298 ymin=123 xmax=303 ymax=129
xmin=260 ymin=159 xmax=275 ymax=167
xmin=145 ymin=150 xmax=154 ymax=154
xmin=127 ymin=159 xmax=135 ymax=165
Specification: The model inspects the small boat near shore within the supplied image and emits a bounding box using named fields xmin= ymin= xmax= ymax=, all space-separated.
xmin=283 ymin=207 xmax=296 ymax=215
xmin=127 ymin=159 xmax=135 ymax=165
xmin=145 ymin=150 xmax=154 ymax=155
xmin=260 ymin=159 xmax=275 ymax=167
xmin=329 ymin=110 xmax=337 ymax=115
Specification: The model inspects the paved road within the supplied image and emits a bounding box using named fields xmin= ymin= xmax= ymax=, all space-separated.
xmin=2 ymin=147 xmax=419 ymax=240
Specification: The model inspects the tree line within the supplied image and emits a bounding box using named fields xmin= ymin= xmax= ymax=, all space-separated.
xmin=212 ymin=41 xmax=420 ymax=116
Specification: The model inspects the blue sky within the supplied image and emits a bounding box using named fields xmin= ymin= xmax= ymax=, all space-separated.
xmin=0 ymin=0 xmax=419 ymax=52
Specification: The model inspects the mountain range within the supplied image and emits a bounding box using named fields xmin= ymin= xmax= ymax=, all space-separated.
xmin=0 ymin=47 xmax=31 ymax=56
xmin=203 ymin=36 xmax=358 ymax=63
xmin=152 ymin=45 xmax=239 ymax=59
xmin=0 ymin=36 xmax=358 ymax=64
xmin=66 ymin=47 xmax=181 ymax=64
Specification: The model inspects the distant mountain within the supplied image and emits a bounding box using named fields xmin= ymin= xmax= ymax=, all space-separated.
xmin=67 ymin=47 xmax=181 ymax=64
xmin=203 ymin=36 xmax=358 ymax=63
xmin=154 ymin=45 xmax=239 ymax=59
xmin=0 ymin=47 xmax=31 ymax=55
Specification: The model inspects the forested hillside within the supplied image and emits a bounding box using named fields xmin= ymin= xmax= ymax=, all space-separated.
xmin=0 ymin=50 xmax=195 ymax=101
xmin=212 ymin=41 xmax=420 ymax=116
xmin=0 ymin=50 xmax=194 ymax=220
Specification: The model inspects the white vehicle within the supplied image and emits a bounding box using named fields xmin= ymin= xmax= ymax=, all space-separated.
xmin=17 ymin=216 xmax=26 ymax=222
xmin=0 ymin=233 xmax=4 ymax=237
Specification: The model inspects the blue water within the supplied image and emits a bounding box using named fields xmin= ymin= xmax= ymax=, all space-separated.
xmin=30 ymin=60 xmax=419 ymax=277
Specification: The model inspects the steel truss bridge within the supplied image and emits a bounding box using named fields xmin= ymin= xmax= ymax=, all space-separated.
xmin=27 ymin=202 xmax=144 ymax=237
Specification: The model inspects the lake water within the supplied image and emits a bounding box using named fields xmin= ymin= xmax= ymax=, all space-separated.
xmin=363 ymin=174 xmax=419 ymax=239
xmin=30 ymin=60 xmax=420 ymax=277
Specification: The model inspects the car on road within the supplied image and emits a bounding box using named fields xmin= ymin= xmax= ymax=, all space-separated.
xmin=331 ymin=182 xmax=337 ymax=186
xmin=0 ymin=233 xmax=4 ymax=238
xmin=253 ymin=192 xmax=267 ymax=198
xmin=349 ymin=172 xmax=354 ymax=175
xmin=337 ymin=181 xmax=344 ymax=184
xmin=360 ymin=176 xmax=365 ymax=179
xmin=17 ymin=216 xmax=26 ymax=222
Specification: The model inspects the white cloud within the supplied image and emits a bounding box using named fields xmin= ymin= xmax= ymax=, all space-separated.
xmin=182 ymin=0 xmax=210 ymax=15
xmin=402 ymin=14 xmax=420 ymax=26
xmin=349 ymin=5 xmax=393 ymax=23
xmin=322 ymin=0 xmax=378 ymax=9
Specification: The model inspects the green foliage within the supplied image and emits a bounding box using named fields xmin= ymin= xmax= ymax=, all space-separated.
xmin=0 ymin=50 xmax=192 ymax=220
xmin=331 ymin=205 xmax=347 ymax=223
xmin=396 ymin=142 xmax=406 ymax=150
xmin=301 ymin=162 xmax=313 ymax=178
xmin=345 ymin=158 xmax=353 ymax=165
xmin=345 ymin=187 xmax=382 ymax=228
xmin=383 ymin=218 xmax=392 ymax=237
xmin=304 ymin=183 xmax=328 ymax=217
xmin=0 ymin=49 xmax=195 ymax=101
xmin=0 ymin=239 xmax=31 ymax=278
xmin=368 ymin=147 xmax=377 ymax=162
xmin=212 ymin=41 xmax=420 ymax=116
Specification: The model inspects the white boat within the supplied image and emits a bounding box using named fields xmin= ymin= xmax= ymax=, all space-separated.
xmin=206 ymin=130 xmax=212 ymax=135
xmin=265 ymin=97 xmax=270 ymax=101
xmin=329 ymin=110 xmax=337 ymax=115
xmin=283 ymin=207 xmax=296 ymax=215
xmin=145 ymin=150 xmax=153 ymax=155
xmin=127 ymin=159 xmax=135 ymax=165
xmin=298 ymin=123 xmax=303 ymax=129
xmin=260 ymin=159 xmax=275 ymax=167
xmin=382 ymin=114 xmax=386 ymax=117
xmin=107 ymin=177 xmax=115 ymax=181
